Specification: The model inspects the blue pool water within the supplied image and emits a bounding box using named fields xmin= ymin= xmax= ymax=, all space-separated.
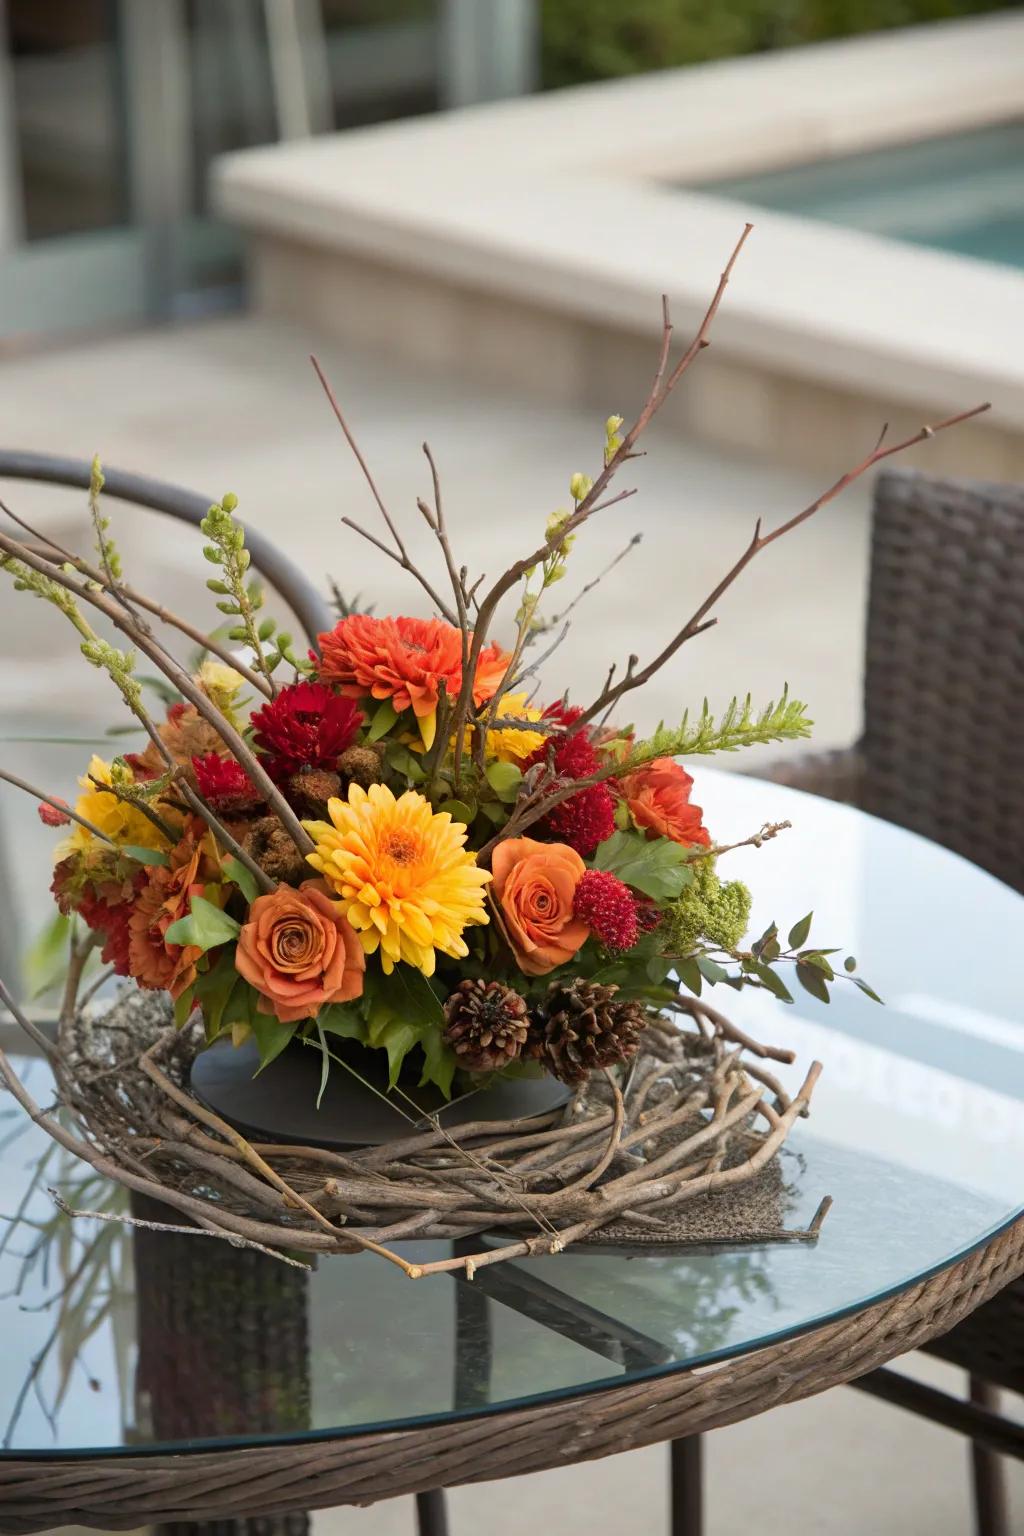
xmin=697 ymin=122 xmax=1024 ymax=271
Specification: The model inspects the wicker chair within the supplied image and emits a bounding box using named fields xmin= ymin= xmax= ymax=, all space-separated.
xmin=759 ymin=466 xmax=1024 ymax=1536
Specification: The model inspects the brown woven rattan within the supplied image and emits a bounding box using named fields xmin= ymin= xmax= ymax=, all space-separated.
xmin=0 ymin=1210 xmax=1020 ymax=1533
xmin=759 ymin=471 xmax=1024 ymax=1408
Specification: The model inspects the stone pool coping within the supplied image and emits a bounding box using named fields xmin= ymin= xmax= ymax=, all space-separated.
xmin=213 ymin=14 xmax=1024 ymax=460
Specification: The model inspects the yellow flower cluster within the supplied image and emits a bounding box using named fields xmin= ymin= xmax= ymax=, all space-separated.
xmin=55 ymin=756 xmax=170 ymax=862
xmin=483 ymin=692 xmax=545 ymax=764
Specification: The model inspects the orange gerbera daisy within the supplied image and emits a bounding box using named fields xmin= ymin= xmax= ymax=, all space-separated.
xmin=316 ymin=615 xmax=510 ymax=748
xmin=303 ymin=782 xmax=490 ymax=976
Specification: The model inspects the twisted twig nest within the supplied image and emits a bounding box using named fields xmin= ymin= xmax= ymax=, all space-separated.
xmin=39 ymin=976 xmax=827 ymax=1279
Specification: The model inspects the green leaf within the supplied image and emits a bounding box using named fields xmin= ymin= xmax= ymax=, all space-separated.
xmin=384 ymin=743 xmax=426 ymax=785
xmin=24 ymin=911 xmax=73 ymax=1001
xmin=317 ymin=1003 xmax=367 ymax=1041
xmin=250 ymin=1012 xmax=298 ymax=1073
xmin=194 ymin=956 xmax=246 ymax=1042
xmin=223 ymin=855 xmax=259 ymax=905
xmin=805 ymin=953 xmax=835 ymax=980
xmin=164 ymin=894 xmax=241 ymax=952
xmin=696 ymin=955 xmax=728 ymax=984
xmin=796 ymin=962 xmax=830 ymax=1004
xmin=675 ymin=956 xmax=702 ymax=996
xmin=479 ymin=800 xmax=506 ymax=824
xmin=592 ymin=830 xmax=692 ymax=900
xmin=419 ymin=1027 xmax=457 ymax=1098
xmin=752 ymin=960 xmax=794 ymax=1004
xmin=173 ymin=986 xmax=197 ymax=1027
xmin=437 ymin=799 xmax=476 ymax=826
xmin=375 ymin=1018 xmax=421 ymax=1089
xmin=844 ymin=955 xmax=857 ymax=973
xmin=121 ymin=844 xmax=170 ymax=867
xmin=367 ymin=698 xmax=399 ymax=741
xmin=752 ymin=922 xmax=778 ymax=957
xmin=646 ymin=953 xmax=673 ymax=986
xmin=379 ymin=966 xmax=445 ymax=1031
xmin=854 ymin=976 xmax=883 ymax=1004
xmin=485 ymin=760 xmax=523 ymax=803
xmin=788 ymin=912 xmax=813 ymax=949
xmin=314 ymin=1023 xmax=331 ymax=1109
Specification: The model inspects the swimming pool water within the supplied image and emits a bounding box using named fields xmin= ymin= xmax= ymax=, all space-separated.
xmin=696 ymin=122 xmax=1024 ymax=271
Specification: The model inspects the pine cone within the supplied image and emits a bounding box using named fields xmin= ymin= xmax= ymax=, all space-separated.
xmin=286 ymin=767 xmax=341 ymax=818
xmin=532 ymin=979 xmax=646 ymax=1085
xmin=443 ymin=979 xmax=530 ymax=1073
xmin=338 ymin=744 xmax=384 ymax=789
xmin=242 ymin=815 xmax=308 ymax=885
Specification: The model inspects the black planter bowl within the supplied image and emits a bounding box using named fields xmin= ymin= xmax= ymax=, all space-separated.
xmin=190 ymin=1035 xmax=572 ymax=1151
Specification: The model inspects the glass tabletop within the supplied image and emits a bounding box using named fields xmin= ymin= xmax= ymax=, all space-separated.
xmin=0 ymin=767 xmax=1021 ymax=1458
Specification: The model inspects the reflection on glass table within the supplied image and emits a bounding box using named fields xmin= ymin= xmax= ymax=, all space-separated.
xmin=1 ymin=770 xmax=1022 ymax=1457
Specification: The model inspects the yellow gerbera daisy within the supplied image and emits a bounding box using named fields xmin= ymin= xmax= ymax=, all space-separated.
xmin=303 ymin=783 xmax=491 ymax=977
xmin=55 ymin=756 xmax=171 ymax=862
xmin=479 ymin=692 xmax=546 ymax=763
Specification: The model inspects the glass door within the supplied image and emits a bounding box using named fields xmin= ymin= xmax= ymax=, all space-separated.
xmin=0 ymin=0 xmax=152 ymax=343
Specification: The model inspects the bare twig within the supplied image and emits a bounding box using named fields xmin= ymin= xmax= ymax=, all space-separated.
xmin=311 ymin=355 xmax=459 ymax=625
xmin=0 ymin=530 xmax=313 ymax=855
xmin=0 ymin=499 xmax=272 ymax=698
xmin=575 ymin=400 xmax=991 ymax=727
xmin=0 ymin=769 xmax=114 ymax=846
xmin=47 ymin=1189 xmax=311 ymax=1270
xmin=448 ymin=229 xmax=753 ymax=781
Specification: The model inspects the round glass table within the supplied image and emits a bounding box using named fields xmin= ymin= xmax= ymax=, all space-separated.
xmin=1 ymin=768 xmax=1022 ymax=1533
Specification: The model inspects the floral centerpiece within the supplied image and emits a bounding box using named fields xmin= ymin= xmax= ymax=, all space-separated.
xmin=0 ymin=229 xmax=986 ymax=1273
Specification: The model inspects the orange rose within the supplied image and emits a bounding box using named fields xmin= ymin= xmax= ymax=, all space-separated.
xmin=619 ymin=758 xmax=710 ymax=847
xmin=235 ymin=882 xmax=365 ymax=1024
xmin=491 ymin=837 xmax=589 ymax=976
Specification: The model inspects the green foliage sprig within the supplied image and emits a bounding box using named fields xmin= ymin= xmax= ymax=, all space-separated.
xmin=87 ymin=455 xmax=122 ymax=586
xmin=200 ymin=495 xmax=304 ymax=688
xmin=622 ymin=688 xmax=811 ymax=772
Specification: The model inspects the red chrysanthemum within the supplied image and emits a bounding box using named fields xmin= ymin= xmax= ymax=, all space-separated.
xmin=525 ymin=723 xmax=615 ymax=857
xmin=250 ymin=681 xmax=363 ymax=781
xmin=572 ymin=869 xmax=639 ymax=951
xmin=192 ymin=752 xmax=263 ymax=811
xmin=56 ymin=864 xmax=146 ymax=977
xmin=79 ymin=888 xmax=136 ymax=975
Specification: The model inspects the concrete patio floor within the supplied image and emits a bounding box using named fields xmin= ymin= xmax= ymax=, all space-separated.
xmin=2 ymin=314 xmax=1019 ymax=1533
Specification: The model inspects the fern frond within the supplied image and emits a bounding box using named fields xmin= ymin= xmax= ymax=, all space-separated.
xmin=618 ymin=687 xmax=811 ymax=771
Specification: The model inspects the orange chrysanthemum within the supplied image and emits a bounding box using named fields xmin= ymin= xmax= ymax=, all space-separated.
xmin=128 ymin=821 xmax=220 ymax=1000
xmin=303 ymin=782 xmax=491 ymax=976
xmin=316 ymin=615 xmax=510 ymax=747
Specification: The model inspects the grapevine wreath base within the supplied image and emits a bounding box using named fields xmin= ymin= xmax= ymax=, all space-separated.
xmin=6 ymin=962 xmax=832 ymax=1279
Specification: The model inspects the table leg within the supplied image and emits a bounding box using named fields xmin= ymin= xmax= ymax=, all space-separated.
xmin=669 ymin=1435 xmax=703 ymax=1536
xmin=416 ymin=1487 xmax=450 ymax=1536
xmin=970 ymin=1378 xmax=1009 ymax=1536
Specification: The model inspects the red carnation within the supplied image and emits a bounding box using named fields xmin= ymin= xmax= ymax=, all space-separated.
xmin=573 ymin=869 xmax=639 ymax=951
xmin=525 ymin=723 xmax=614 ymax=857
xmin=192 ymin=752 xmax=262 ymax=812
xmin=251 ymin=681 xmax=363 ymax=781
xmin=37 ymin=799 xmax=70 ymax=827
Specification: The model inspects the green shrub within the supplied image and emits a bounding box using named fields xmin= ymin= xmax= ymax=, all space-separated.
xmin=540 ymin=0 xmax=1013 ymax=87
